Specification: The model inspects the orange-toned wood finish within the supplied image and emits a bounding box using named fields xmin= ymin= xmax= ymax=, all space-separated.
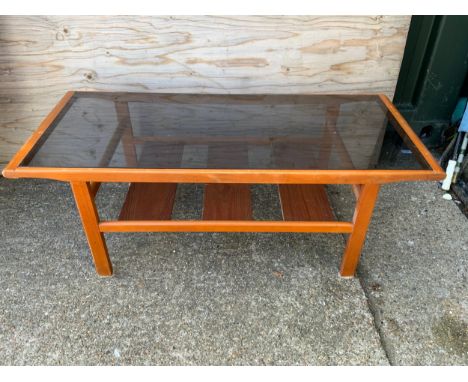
xmin=99 ymin=220 xmax=354 ymax=233
xmin=70 ymin=181 xmax=112 ymax=276
xmin=119 ymin=183 xmax=177 ymax=220
xmin=1 ymin=92 xmax=446 ymax=278
xmin=2 ymin=91 xmax=75 ymax=174
xmin=340 ymin=183 xmax=380 ymax=277
xmin=3 ymin=167 xmax=444 ymax=184
xmin=352 ymin=184 xmax=362 ymax=200
xmin=279 ymin=185 xmax=334 ymax=221
xmin=378 ymin=94 xmax=444 ymax=175
xmin=89 ymin=181 xmax=101 ymax=198
xmin=203 ymin=184 xmax=252 ymax=220
xmin=2 ymin=93 xmax=445 ymax=185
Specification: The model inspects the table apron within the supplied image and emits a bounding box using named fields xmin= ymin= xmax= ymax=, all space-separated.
xmin=3 ymin=167 xmax=444 ymax=184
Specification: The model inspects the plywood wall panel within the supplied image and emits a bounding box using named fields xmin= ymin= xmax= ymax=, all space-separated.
xmin=0 ymin=16 xmax=410 ymax=167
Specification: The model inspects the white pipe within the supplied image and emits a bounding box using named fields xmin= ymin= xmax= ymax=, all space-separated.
xmin=442 ymin=160 xmax=456 ymax=190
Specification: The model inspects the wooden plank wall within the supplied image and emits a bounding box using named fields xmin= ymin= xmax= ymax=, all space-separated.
xmin=0 ymin=16 xmax=410 ymax=167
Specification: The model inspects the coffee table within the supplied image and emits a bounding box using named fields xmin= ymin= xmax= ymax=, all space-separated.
xmin=2 ymin=92 xmax=444 ymax=277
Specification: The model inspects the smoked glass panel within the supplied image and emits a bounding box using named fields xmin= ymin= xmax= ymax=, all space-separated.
xmin=23 ymin=92 xmax=431 ymax=170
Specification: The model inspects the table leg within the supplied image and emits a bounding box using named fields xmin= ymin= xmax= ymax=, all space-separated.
xmin=340 ymin=183 xmax=380 ymax=277
xmin=70 ymin=181 xmax=113 ymax=276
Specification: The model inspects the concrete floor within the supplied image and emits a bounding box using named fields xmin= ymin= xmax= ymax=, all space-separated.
xmin=0 ymin=178 xmax=466 ymax=365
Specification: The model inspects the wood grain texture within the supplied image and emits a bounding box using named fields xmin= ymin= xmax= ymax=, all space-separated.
xmin=99 ymin=220 xmax=354 ymax=233
xmin=70 ymin=181 xmax=112 ymax=276
xmin=279 ymin=184 xmax=335 ymax=221
xmin=0 ymin=16 xmax=411 ymax=167
xmin=119 ymin=183 xmax=177 ymax=220
xmin=203 ymin=184 xmax=252 ymax=220
xmin=340 ymin=183 xmax=380 ymax=277
xmin=4 ymin=167 xmax=444 ymax=184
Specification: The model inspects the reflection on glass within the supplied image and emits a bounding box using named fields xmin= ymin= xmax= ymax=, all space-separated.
xmin=23 ymin=93 xmax=430 ymax=170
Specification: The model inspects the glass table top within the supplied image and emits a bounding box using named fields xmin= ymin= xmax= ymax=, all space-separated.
xmin=21 ymin=92 xmax=430 ymax=171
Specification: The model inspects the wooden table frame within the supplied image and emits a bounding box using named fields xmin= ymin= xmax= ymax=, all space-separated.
xmin=2 ymin=91 xmax=445 ymax=278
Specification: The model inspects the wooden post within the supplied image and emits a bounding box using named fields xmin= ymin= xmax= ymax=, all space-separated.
xmin=70 ymin=181 xmax=113 ymax=276
xmin=340 ymin=183 xmax=380 ymax=277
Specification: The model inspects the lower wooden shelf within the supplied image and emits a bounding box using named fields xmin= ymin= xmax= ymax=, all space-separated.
xmin=203 ymin=183 xmax=252 ymax=220
xmin=119 ymin=183 xmax=177 ymax=220
xmin=115 ymin=182 xmax=341 ymax=233
xmin=278 ymin=184 xmax=335 ymax=221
